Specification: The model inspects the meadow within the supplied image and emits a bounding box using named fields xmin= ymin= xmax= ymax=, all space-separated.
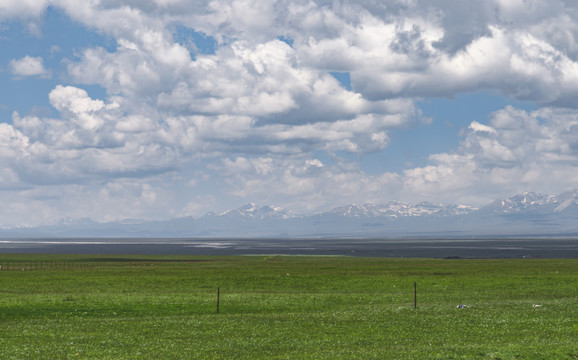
xmin=0 ymin=254 xmax=576 ymax=359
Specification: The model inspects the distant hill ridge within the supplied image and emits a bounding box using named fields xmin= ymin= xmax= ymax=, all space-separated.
xmin=2 ymin=189 xmax=578 ymax=238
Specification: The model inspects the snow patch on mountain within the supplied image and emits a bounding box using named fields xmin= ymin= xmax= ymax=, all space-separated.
xmin=329 ymin=201 xmax=477 ymax=218
xmin=217 ymin=203 xmax=296 ymax=220
xmin=553 ymin=189 xmax=578 ymax=212
xmin=483 ymin=192 xmax=557 ymax=213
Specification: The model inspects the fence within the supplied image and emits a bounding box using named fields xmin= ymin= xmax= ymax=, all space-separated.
xmin=0 ymin=261 xmax=136 ymax=271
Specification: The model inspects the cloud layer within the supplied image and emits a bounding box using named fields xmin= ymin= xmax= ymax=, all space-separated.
xmin=2 ymin=0 xmax=578 ymax=226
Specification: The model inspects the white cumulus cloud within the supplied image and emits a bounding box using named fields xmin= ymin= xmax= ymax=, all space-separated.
xmin=9 ymin=56 xmax=50 ymax=77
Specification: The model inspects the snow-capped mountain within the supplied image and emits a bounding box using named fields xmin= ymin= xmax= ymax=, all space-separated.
xmin=214 ymin=203 xmax=296 ymax=220
xmin=552 ymin=189 xmax=578 ymax=212
xmin=330 ymin=202 xmax=476 ymax=218
xmin=481 ymin=192 xmax=557 ymax=213
xmin=481 ymin=190 xmax=578 ymax=215
xmin=2 ymin=189 xmax=578 ymax=238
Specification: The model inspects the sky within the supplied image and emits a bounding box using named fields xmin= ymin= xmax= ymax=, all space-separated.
xmin=1 ymin=0 xmax=578 ymax=227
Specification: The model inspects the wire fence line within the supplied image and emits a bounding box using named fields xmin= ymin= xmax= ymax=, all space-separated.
xmin=0 ymin=261 xmax=138 ymax=271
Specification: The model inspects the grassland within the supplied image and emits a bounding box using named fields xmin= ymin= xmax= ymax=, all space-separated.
xmin=0 ymin=254 xmax=576 ymax=359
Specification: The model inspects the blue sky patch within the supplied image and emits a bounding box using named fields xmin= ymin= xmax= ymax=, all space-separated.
xmin=172 ymin=26 xmax=217 ymax=56
xmin=330 ymin=72 xmax=352 ymax=91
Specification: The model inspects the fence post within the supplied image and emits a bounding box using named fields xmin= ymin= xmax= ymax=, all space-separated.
xmin=217 ymin=288 xmax=220 ymax=314
xmin=414 ymin=282 xmax=417 ymax=309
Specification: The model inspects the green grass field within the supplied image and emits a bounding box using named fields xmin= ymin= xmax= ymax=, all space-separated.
xmin=0 ymin=254 xmax=576 ymax=359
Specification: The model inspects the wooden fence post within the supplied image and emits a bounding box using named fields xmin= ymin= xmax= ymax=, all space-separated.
xmin=217 ymin=288 xmax=220 ymax=314
xmin=414 ymin=282 xmax=417 ymax=309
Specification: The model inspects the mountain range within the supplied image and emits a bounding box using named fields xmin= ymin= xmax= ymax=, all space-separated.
xmin=2 ymin=189 xmax=578 ymax=238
